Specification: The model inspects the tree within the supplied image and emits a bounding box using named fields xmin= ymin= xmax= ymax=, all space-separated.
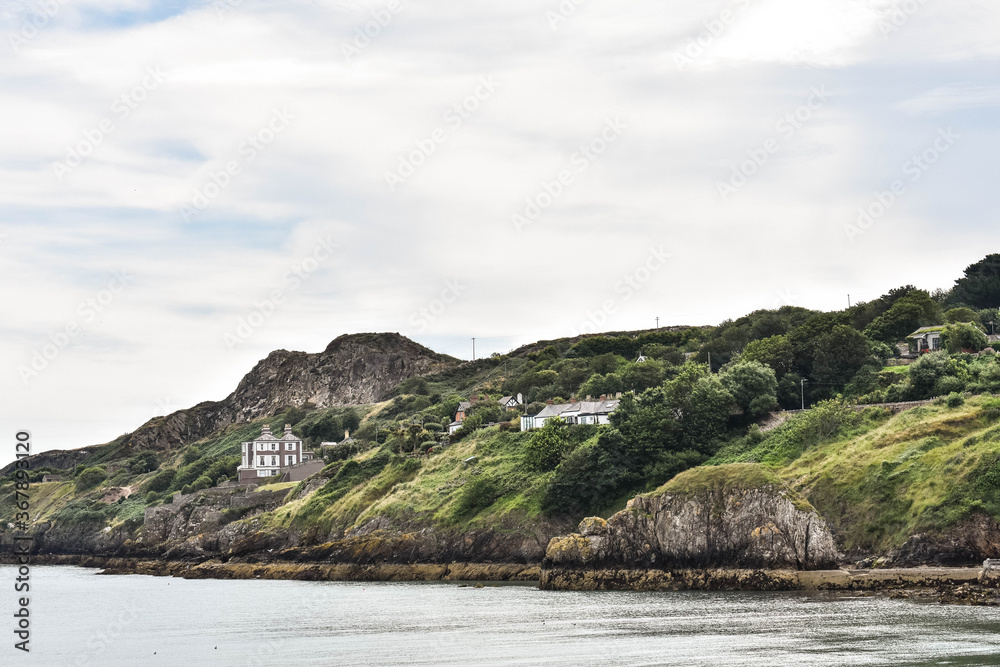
xmin=620 ymin=359 xmax=666 ymax=393
xmin=75 ymin=467 xmax=107 ymax=492
xmin=342 ymin=409 xmax=361 ymax=433
xmin=949 ymin=254 xmax=1000 ymax=309
xmin=523 ymin=418 xmax=572 ymax=470
xmin=863 ymin=290 xmax=942 ymax=343
xmin=719 ymin=361 xmax=779 ymax=419
xmin=942 ymin=322 xmax=989 ymax=353
xmin=909 ymin=351 xmax=951 ymax=398
xmin=812 ymin=325 xmax=874 ymax=385
xmin=741 ymin=335 xmax=794 ymax=378
xmin=945 ymin=307 xmax=980 ymax=324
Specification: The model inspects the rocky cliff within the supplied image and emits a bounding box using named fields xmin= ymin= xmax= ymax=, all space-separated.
xmin=4 ymin=333 xmax=456 ymax=475
xmin=544 ymin=464 xmax=840 ymax=578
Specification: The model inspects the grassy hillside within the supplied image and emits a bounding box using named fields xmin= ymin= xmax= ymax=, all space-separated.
xmin=709 ymin=395 xmax=1000 ymax=553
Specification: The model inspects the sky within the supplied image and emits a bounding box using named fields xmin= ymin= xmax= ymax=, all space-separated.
xmin=2 ymin=0 xmax=999 ymax=460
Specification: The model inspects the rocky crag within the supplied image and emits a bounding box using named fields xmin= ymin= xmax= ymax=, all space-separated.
xmin=3 ymin=333 xmax=456 ymax=475
xmin=541 ymin=464 xmax=840 ymax=590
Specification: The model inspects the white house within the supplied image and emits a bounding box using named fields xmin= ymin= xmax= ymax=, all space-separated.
xmin=520 ymin=398 xmax=620 ymax=431
xmin=237 ymin=424 xmax=314 ymax=483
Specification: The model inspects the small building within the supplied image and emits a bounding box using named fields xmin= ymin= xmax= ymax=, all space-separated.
xmin=521 ymin=398 xmax=620 ymax=431
xmin=237 ymin=424 xmax=314 ymax=483
xmin=498 ymin=395 xmax=521 ymax=410
xmin=41 ymin=474 xmax=63 ymax=483
xmin=907 ymin=326 xmax=945 ymax=354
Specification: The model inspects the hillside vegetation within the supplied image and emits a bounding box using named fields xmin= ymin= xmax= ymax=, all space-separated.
xmin=4 ymin=254 xmax=1000 ymax=565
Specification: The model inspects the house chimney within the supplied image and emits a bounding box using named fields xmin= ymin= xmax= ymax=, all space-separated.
xmin=546 ymin=399 xmax=554 ymax=405
xmin=284 ymin=424 xmax=292 ymax=435
xmin=262 ymin=425 xmax=271 ymax=435
xmin=615 ymin=392 xmax=622 ymax=399
xmin=600 ymin=394 xmax=607 ymax=401
xmin=585 ymin=395 xmax=592 ymax=401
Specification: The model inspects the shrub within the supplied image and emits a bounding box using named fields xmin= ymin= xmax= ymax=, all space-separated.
xmin=192 ymin=475 xmax=213 ymax=492
xmin=181 ymin=484 xmax=194 ymax=495
xmin=947 ymin=392 xmax=966 ymax=408
xmin=522 ymin=418 xmax=572 ymax=471
xmin=934 ymin=376 xmax=966 ymax=397
xmin=453 ymin=474 xmax=502 ymax=517
xmin=145 ymin=491 xmax=160 ymax=504
xmin=144 ymin=468 xmax=176 ymax=493
xmin=182 ymin=446 xmax=202 ymax=465
xmin=75 ymin=467 xmax=107 ymax=492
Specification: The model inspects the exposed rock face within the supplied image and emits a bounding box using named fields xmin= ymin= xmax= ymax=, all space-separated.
xmin=545 ymin=464 xmax=840 ymax=573
xmin=4 ymin=333 xmax=457 ymax=473
xmin=874 ymin=515 xmax=1000 ymax=567
xmin=224 ymin=333 xmax=452 ymax=422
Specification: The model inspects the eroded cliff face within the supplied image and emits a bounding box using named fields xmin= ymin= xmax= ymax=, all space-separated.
xmin=2 ymin=333 xmax=458 ymax=471
xmin=544 ymin=464 xmax=841 ymax=574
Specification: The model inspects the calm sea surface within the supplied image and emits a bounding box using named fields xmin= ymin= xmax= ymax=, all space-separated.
xmin=6 ymin=566 xmax=1000 ymax=666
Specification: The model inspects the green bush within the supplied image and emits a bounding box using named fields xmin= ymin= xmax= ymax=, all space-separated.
xmin=75 ymin=467 xmax=107 ymax=492
xmin=453 ymin=474 xmax=502 ymax=517
xmin=144 ymin=468 xmax=176 ymax=493
xmin=145 ymin=491 xmax=159 ymax=504
xmin=947 ymin=392 xmax=966 ymax=408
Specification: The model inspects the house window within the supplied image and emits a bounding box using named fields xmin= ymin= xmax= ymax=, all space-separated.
xmin=258 ymin=457 xmax=265 ymax=466
xmin=271 ymin=443 xmax=277 ymax=451
xmin=286 ymin=443 xmax=295 ymax=451
xmin=271 ymin=456 xmax=277 ymax=466
xmin=286 ymin=455 xmax=295 ymax=466
xmin=257 ymin=443 xmax=265 ymax=451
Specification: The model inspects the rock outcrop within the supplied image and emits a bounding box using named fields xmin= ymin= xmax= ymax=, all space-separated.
xmin=3 ymin=333 xmax=457 ymax=475
xmin=543 ymin=464 xmax=840 ymax=589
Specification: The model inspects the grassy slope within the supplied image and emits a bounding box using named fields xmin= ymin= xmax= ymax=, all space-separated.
xmin=710 ymin=396 xmax=1000 ymax=553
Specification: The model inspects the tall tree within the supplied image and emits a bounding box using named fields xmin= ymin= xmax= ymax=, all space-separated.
xmin=950 ymin=254 xmax=1000 ymax=309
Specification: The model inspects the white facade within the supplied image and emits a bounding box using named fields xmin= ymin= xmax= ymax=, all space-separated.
xmin=237 ymin=424 xmax=312 ymax=481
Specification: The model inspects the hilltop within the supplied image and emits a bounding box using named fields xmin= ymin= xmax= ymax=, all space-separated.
xmin=4 ymin=255 xmax=1000 ymax=579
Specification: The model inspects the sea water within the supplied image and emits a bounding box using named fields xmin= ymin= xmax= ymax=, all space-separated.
xmin=6 ymin=566 xmax=1000 ymax=666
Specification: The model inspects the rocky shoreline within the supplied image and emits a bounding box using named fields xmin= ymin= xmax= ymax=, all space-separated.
xmin=9 ymin=555 xmax=1000 ymax=605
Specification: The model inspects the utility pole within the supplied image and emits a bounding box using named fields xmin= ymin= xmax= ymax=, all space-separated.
xmin=655 ymin=317 xmax=660 ymax=330
xmin=707 ymin=352 xmax=712 ymax=373
xmin=801 ymin=378 xmax=809 ymax=411
xmin=472 ymin=338 xmax=476 ymax=361
xmin=848 ymin=294 xmax=851 ymax=308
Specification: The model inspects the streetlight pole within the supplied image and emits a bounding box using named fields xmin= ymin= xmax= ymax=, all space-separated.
xmin=801 ymin=378 xmax=809 ymax=411
xmin=472 ymin=338 xmax=476 ymax=361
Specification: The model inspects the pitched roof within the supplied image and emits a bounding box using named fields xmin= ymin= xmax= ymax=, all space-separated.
xmin=534 ymin=400 xmax=620 ymax=419
xmin=908 ymin=325 xmax=946 ymax=337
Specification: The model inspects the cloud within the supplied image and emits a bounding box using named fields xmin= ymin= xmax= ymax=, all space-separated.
xmin=1 ymin=0 xmax=998 ymax=458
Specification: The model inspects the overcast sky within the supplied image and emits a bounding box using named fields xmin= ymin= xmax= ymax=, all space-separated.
xmin=2 ymin=0 xmax=998 ymax=459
